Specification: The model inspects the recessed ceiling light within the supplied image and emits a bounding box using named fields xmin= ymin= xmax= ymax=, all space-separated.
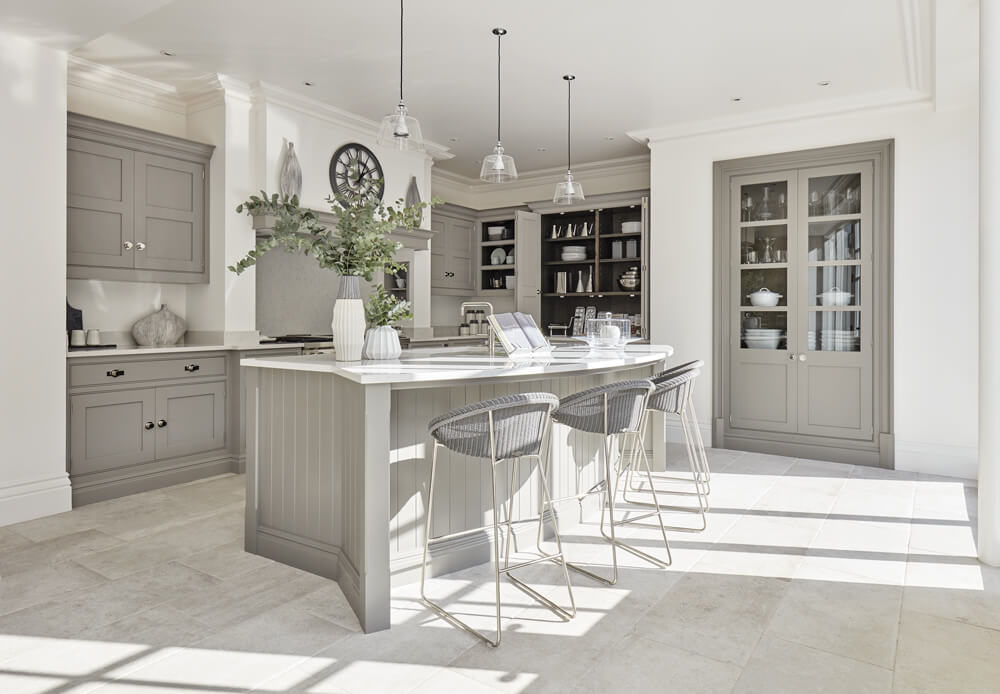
xmin=159 ymin=49 xmax=176 ymax=57
xmin=302 ymin=81 xmax=314 ymax=87
xmin=448 ymin=137 xmax=460 ymax=143
xmin=537 ymin=146 xmax=548 ymax=152
xmin=604 ymin=136 xmax=615 ymax=141
xmin=817 ymin=80 xmax=831 ymax=87
xmin=730 ymin=96 xmax=743 ymax=102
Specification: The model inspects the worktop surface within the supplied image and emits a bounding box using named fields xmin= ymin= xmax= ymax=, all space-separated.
xmin=241 ymin=344 xmax=673 ymax=386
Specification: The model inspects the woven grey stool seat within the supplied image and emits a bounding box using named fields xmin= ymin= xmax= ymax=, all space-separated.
xmin=542 ymin=379 xmax=672 ymax=585
xmin=624 ymin=364 xmax=711 ymax=533
xmin=421 ymin=393 xmax=575 ymax=648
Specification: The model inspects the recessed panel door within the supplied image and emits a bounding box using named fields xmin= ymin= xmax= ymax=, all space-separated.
xmin=154 ymin=382 xmax=226 ymax=460
xmin=70 ymin=389 xmax=155 ymax=475
xmin=795 ymin=163 xmax=874 ymax=440
xmin=67 ymin=138 xmax=135 ymax=269
xmin=729 ymin=171 xmax=799 ymax=433
xmin=134 ymin=152 xmax=204 ymax=273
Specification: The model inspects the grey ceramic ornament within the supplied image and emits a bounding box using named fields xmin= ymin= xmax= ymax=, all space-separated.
xmin=405 ymin=175 xmax=421 ymax=207
xmin=132 ymin=304 xmax=187 ymax=346
xmin=279 ymin=142 xmax=302 ymax=199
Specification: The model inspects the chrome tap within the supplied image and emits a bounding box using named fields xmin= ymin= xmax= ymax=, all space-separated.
xmin=460 ymin=301 xmax=498 ymax=357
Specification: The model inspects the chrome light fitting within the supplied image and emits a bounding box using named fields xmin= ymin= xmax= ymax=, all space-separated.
xmin=553 ymin=74 xmax=584 ymax=204
xmin=377 ymin=0 xmax=423 ymax=151
xmin=480 ymin=28 xmax=517 ymax=182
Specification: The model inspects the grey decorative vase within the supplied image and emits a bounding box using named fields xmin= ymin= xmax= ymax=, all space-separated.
xmin=279 ymin=142 xmax=303 ymax=200
xmin=132 ymin=304 xmax=187 ymax=346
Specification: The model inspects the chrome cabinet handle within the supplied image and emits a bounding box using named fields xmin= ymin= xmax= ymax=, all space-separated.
xmin=123 ymin=241 xmax=134 ymax=250
xmin=184 ymin=363 xmax=200 ymax=372
xmin=106 ymin=368 xmax=125 ymax=378
xmin=144 ymin=421 xmax=154 ymax=430
xmin=157 ymin=419 xmax=167 ymax=428
xmin=135 ymin=242 xmax=146 ymax=251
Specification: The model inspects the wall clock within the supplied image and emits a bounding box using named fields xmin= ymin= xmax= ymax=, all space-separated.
xmin=329 ymin=143 xmax=385 ymax=203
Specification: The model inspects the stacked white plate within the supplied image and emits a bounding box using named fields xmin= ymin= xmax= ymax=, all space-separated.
xmin=561 ymin=245 xmax=588 ymax=262
xmin=743 ymin=328 xmax=783 ymax=349
xmin=820 ymin=329 xmax=860 ymax=352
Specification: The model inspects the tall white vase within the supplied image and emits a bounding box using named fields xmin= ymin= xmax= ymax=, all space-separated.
xmin=331 ymin=276 xmax=365 ymax=361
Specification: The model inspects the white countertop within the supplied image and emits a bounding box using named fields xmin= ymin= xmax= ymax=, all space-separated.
xmin=66 ymin=342 xmax=305 ymax=358
xmin=241 ymin=344 xmax=674 ymax=386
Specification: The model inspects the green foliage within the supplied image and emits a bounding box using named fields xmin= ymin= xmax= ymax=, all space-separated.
xmin=228 ymin=188 xmax=440 ymax=282
xmin=365 ymin=285 xmax=413 ymax=327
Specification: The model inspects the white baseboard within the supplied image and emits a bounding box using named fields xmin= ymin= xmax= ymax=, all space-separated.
xmin=895 ymin=439 xmax=978 ymax=481
xmin=0 ymin=474 xmax=72 ymax=527
xmin=663 ymin=418 xmax=713 ymax=447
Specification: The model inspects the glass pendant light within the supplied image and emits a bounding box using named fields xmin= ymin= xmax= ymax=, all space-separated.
xmin=480 ymin=28 xmax=518 ymax=182
xmin=553 ymin=74 xmax=584 ymax=204
xmin=377 ymin=0 xmax=423 ymax=151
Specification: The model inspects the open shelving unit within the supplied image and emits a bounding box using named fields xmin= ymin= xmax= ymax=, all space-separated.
xmin=478 ymin=218 xmax=516 ymax=295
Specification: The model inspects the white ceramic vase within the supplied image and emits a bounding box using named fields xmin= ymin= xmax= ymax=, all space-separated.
xmin=331 ymin=276 xmax=365 ymax=361
xmin=363 ymin=325 xmax=402 ymax=360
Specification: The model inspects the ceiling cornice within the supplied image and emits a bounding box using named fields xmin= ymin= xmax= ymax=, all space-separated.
xmin=627 ymin=87 xmax=933 ymax=145
xmin=67 ymin=55 xmax=187 ymax=114
xmin=432 ymin=153 xmax=650 ymax=194
xmin=898 ymin=0 xmax=933 ymax=96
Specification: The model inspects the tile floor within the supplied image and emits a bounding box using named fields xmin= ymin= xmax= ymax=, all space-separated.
xmin=0 ymin=447 xmax=993 ymax=694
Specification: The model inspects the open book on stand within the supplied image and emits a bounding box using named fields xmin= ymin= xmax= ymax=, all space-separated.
xmin=487 ymin=312 xmax=552 ymax=356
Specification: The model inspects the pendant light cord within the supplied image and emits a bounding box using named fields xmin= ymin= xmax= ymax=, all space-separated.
xmin=399 ymin=0 xmax=404 ymax=102
xmin=567 ymin=78 xmax=572 ymax=171
xmin=496 ymin=31 xmax=502 ymax=144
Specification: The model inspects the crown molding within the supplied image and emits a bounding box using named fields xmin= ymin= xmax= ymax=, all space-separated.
xmin=898 ymin=0 xmax=932 ymax=96
xmin=247 ymin=81 xmax=453 ymax=161
xmin=627 ymin=88 xmax=933 ymax=144
xmin=67 ymin=55 xmax=187 ymax=114
xmin=432 ymin=153 xmax=650 ymax=195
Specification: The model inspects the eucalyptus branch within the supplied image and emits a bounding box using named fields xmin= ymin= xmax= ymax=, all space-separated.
xmin=365 ymin=285 xmax=413 ymax=327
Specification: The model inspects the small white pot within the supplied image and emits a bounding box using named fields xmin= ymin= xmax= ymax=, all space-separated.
xmin=331 ymin=276 xmax=365 ymax=361
xmin=363 ymin=325 xmax=402 ymax=360
xmin=747 ymin=288 xmax=782 ymax=307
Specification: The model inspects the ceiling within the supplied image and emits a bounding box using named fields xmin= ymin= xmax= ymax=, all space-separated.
xmin=13 ymin=0 xmax=934 ymax=177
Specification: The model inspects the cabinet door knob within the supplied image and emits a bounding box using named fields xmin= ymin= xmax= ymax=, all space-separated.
xmin=184 ymin=363 xmax=200 ymax=372
xmin=144 ymin=421 xmax=154 ymax=430
xmin=789 ymin=353 xmax=796 ymax=360
xmin=106 ymin=368 xmax=126 ymax=378
xmin=123 ymin=241 xmax=134 ymax=250
xmin=798 ymin=354 xmax=807 ymax=362
xmin=135 ymin=242 xmax=146 ymax=251
xmin=157 ymin=419 xmax=167 ymax=428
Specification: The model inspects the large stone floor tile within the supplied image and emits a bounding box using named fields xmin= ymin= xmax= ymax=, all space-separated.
xmin=0 ymin=560 xmax=107 ymax=616
xmin=893 ymin=609 xmax=1000 ymax=694
xmin=733 ymin=635 xmax=892 ymax=694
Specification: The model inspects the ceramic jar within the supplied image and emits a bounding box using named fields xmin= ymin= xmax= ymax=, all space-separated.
xmin=363 ymin=325 xmax=402 ymax=360
xmin=132 ymin=304 xmax=186 ymax=346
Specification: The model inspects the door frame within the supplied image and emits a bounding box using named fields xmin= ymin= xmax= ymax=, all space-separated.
xmin=712 ymin=140 xmax=894 ymax=467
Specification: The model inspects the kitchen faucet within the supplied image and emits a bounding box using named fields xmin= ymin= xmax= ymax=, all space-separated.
xmin=459 ymin=301 xmax=498 ymax=357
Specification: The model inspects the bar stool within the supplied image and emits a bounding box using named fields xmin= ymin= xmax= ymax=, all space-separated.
xmin=623 ymin=364 xmax=710 ymax=532
xmin=421 ymin=393 xmax=575 ymax=648
xmin=540 ymin=380 xmax=671 ymax=586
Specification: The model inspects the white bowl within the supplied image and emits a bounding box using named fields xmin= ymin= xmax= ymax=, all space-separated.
xmin=744 ymin=336 xmax=781 ymax=349
xmin=487 ymin=226 xmax=506 ymax=239
xmin=747 ymin=288 xmax=782 ymax=307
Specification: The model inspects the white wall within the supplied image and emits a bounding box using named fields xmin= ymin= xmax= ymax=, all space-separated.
xmin=0 ymin=32 xmax=72 ymax=524
xmin=647 ymin=99 xmax=978 ymax=478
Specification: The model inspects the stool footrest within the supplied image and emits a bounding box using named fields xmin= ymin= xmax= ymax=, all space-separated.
xmin=500 ymin=552 xmax=564 ymax=574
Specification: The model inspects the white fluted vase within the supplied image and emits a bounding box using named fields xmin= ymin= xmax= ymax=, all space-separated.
xmin=331 ymin=276 xmax=365 ymax=361
xmin=363 ymin=325 xmax=402 ymax=360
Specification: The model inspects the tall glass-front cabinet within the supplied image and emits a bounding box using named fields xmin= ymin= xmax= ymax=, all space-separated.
xmin=717 ymin=142 xmax=891 ymax=466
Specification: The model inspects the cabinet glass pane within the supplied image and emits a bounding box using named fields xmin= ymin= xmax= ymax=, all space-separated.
xmin=808 ymin=173 xmax=861 ymax=217
xmin=741 ymin=311 xmax=786 ymax=350
xmin=808 ymin=311 xmax=861 ymax=352
xmin=809 ymin=266 xmax=860 ymax=306
xmin=741 ymin=224 xmax=787 ymax=264
xmin=742 ymin=267 xmax=787 ymax=307
xmin=740 ymin=181 xmax=788 ymax=222
xmin=808 ymin=220 xmax=861 ymax=261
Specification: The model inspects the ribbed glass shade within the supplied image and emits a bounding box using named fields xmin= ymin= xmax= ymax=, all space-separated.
xmin=479 ymin=143 xmax=518 ymax=182
xmin=553 ymin=171 xmax=585 ymax=204
xmin=376 ymin=102 xmax=424 ymax=151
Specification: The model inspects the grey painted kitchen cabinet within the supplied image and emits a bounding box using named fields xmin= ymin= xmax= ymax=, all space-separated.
xmin=430 ymin=204 xmax=475 ymax=294
xmin=69 ymin=389 xmax=156 ymax=476
xmin=154 ymin=381 xmax=226 ymax=460
xmin=67 ymin=113 xmax=214 ymax=284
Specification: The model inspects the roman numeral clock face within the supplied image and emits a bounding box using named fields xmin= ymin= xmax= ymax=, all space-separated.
xmin=329 ymin=143 xmax=385 ymax=203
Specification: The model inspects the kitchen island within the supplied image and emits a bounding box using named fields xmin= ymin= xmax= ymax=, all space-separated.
xmin=240 ymin=345 xmax=673 ymax=632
